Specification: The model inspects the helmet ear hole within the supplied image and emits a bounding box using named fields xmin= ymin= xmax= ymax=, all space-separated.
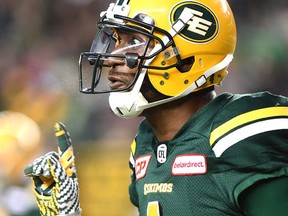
xmin=177 ymin=56 xmax=195 ymax=72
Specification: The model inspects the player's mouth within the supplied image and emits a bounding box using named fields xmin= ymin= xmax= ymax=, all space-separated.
xmin=108 ymin=75 xmax=127 ymax=90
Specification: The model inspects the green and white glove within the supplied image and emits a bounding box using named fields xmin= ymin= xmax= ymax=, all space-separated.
xmin=24 ymin=122 xmax=81 ymax=216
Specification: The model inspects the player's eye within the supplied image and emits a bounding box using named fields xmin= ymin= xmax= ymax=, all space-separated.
xmin=130 ymin=37 xmax=145 ymax=50
xmin=132 ymin=37 xmax=141 ymax=45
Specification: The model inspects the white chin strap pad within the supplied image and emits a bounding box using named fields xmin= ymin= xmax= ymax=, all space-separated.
xmin=109 ymin=91 xmax=148 ymax=119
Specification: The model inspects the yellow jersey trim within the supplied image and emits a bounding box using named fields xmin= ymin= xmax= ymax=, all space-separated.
xmin=130 ymin=139 xmax=136 ymax=156
xmin=210 ymin=107 xmax=288 ymax=146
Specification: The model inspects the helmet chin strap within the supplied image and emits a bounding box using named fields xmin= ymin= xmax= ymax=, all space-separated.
xmin=137 ymin=54 xmax=234 ymax=110
xmin=109 ymin=54 xmax=233 ymax=118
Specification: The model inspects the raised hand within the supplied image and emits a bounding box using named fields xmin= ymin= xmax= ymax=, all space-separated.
xmin=24 ymin=122 xmax=81 ymax=216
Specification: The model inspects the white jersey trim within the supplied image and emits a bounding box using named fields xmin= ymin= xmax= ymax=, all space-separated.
xmin=212 ymin=118 xmax=288 ymax=157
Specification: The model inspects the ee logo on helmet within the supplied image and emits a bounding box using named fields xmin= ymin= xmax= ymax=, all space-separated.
xmin=170 ymin=1 xmax=219 ymax=43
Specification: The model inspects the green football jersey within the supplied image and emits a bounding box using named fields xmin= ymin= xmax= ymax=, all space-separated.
xmin=128 ymin=92 xmax=288 ymax=215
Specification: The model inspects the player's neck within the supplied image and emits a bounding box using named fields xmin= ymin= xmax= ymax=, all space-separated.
xmin=144 ymin=89 xmax=216 ymax=142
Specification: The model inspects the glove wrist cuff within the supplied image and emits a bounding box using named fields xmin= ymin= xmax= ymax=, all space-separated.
xmin=57 ymin=208 xmax=82 ymax=216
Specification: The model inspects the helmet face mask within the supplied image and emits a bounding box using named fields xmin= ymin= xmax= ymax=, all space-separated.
xmin=78 ymin=0 xmax=237 ymax=118
xmin=79 ymin=12 xmax=181 ymax=94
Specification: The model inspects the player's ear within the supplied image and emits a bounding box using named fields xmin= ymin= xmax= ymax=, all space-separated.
xmin=177 ymin=57 xmax=195 ymax=72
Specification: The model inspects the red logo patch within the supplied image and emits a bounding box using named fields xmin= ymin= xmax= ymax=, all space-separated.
xmin=135 ymin=155 xmax=152 ymax=181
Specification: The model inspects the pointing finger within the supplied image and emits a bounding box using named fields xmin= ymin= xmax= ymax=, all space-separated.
xmin=54 ymin=122 xmax=77 ymax=178
xmin=54 ymin=122 xmax=72 ymax=156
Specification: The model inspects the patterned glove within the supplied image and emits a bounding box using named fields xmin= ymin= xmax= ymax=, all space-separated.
xmin=24 ymin=122 xmax=81 ymax=216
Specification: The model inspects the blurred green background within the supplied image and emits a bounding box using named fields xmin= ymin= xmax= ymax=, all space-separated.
xmin=0 ymin=0 xmax=287 ymax=215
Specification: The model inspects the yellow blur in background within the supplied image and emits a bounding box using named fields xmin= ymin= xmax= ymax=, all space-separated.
xmin=77 ymin=141 xmax=137 ymax=216
xmin=0 ymin=111 xmax=42 ymax=216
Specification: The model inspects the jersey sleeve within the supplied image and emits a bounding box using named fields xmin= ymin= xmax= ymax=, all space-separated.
xmin=208 ymin=92 xmax=288 ymax=208
xmin=239 ymin=176 xmax=288 ymax=216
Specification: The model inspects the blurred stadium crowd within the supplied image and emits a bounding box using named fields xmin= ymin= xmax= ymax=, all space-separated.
xmin=0 ymin=0 xmax=287 ymax=215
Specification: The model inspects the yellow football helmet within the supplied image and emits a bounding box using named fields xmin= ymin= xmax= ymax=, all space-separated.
xmin=79 ymin=0 xmax=236 ymax=118
xmin=0 ymin=111 xmax=41 ymax=181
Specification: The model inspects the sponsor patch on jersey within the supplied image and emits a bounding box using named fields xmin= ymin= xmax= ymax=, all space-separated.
xmin=135 ymin=155 xmax=152 ymax=181
xmin=171 ymin=154 xmax=207 ymax=176
xmin=170 ymin=1 xmax=219 ymax=43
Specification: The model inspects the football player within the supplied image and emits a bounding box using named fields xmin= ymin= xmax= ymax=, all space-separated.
xmin=26 ymin=0 xmax=288 ymax=215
